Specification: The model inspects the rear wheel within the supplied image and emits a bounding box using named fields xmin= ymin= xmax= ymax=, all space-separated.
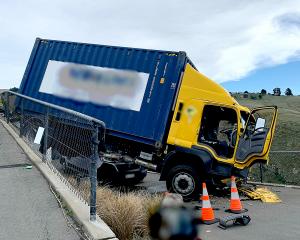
xmin=166 ymin=164 xmax=202 ymax=201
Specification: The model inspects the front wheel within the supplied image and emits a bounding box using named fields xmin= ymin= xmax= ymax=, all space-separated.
xmin=166 ymin=164 xmax=202 ymax=201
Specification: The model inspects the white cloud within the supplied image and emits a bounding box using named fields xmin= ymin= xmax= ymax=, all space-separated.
xmin=1 ymin=0 xmax=300 ymax=88
xmin=211 ymin=9 xmax=300 ymax=81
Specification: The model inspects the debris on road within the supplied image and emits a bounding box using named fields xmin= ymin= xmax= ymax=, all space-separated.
xmin=239 ymin=186 xmax=261 ymax=200
xmin=239 ymin=186 xmax=282 ymax=203
xmin=254 ymin=187 xmax=281 ymax=203
xmin=218 ymin=215 xmax=251 ymax=230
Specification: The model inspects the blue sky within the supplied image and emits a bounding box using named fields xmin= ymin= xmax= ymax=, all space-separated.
xmin=1 ymin=1 xmax=300 ymax=93
xmin=222 ymin=60 xmax=300 ymax=95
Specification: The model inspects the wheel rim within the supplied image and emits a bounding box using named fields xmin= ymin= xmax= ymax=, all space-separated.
xmin=172 ymin=172 xmax=195 ymax=196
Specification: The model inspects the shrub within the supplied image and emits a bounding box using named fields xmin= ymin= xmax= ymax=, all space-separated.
xmin=261 ymin=89 xmax=267 ymax=95
xmin=96 ymin=187 xmax=163 ymax=240
xmin=285 ymin=88 xmax=293 ymax=96
xmin=273 ymin=88 xmax=281 ymax=96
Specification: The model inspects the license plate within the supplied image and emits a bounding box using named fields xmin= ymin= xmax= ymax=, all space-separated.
xmin=125 ymin=173 xmax=135 ymax=179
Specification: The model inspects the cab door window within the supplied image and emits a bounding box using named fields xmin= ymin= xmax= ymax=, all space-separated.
xmin=198 ymin=105 xmax=238 ymax=158
xmin=236 ymin=107 xmax=277 ymax=162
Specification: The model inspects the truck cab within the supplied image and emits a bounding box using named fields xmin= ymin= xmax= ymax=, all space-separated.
xmin=159 ymin=64 xmax=277 ymax=199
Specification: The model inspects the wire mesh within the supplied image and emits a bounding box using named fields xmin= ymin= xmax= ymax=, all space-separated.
xmin=248 ymin=151 xmax=300 ymax=185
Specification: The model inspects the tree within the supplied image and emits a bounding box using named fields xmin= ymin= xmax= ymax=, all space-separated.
xmin=9 ymin=87 xmax=19 ymax=92
xmin=273 ymin=88 xmax=281 ymax=96
xmin=261 ymin=89 xmax=267 ymax=95
xmin=243 ymin=91 xmax=249 ymax=98
xmin=285 ymin=88 xmax=293 ymax=96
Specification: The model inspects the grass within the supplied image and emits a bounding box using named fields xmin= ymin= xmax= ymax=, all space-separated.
xmin=96 ymin=186 xmax=163 ymax=240
xmin=234 ymin=94 xmax=300 ymax=150
xmin=62 ymin=176 xmax=163 ymax=239
xmin=233 ymin=93 xmax=300 ymax=184
xmin=60 ymin=175 xmax=164 ymax=239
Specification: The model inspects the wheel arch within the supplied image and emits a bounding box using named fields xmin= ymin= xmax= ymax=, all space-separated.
xmin=97 ymin=162 xmax=119 ymax=181
xmin=159 ymin=146 xmax=214 ymax=180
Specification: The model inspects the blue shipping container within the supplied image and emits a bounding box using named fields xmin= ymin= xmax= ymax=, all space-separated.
xmin=19 ymin=38 xmax=195 ymax=146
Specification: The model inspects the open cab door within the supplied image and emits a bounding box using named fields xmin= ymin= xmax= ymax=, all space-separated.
xmin=235 ymin=106 xmax=278 ymax=166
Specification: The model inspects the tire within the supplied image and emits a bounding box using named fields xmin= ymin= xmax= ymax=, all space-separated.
xmin=166 ymin=164 xmax=202 ymax=201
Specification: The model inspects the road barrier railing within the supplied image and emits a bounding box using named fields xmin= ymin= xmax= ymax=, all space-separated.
xmin=0 ymin=91 xmax=105 ymax=221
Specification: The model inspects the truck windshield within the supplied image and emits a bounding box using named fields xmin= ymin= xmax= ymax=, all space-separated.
xmin=198 ymin=105 xmax=238 ymax=158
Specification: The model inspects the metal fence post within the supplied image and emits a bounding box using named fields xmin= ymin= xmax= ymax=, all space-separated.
xmin=43 ymin=107 xmax=49 ymax=161
xmin=90 ymin=123 xmax=99 ymax=221
xmin=5 ymin=92 xmax=9 ymax=123
xmin=260 ymin=163 xmax=263 ymax=183
xmin=19 ymin=99 xmax=24 ymax=137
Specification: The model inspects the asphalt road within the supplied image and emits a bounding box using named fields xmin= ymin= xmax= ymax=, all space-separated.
xmin=0 ymin=123 xmax=81 ymax=240
xmin=141 ymin=172 xmax=300 ymax=240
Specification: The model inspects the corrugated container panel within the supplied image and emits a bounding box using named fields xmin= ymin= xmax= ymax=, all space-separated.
xmin=19 ymin=38 xmax=193 ymax=146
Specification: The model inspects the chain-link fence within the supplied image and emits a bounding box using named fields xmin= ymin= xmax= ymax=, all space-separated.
xmin=0 ymin=91 xmax=105 ymax=221
xmin=248 ymin=151 xmax=300 ymax=185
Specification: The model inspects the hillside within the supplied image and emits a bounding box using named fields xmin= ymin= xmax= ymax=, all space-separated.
xmin=234 ymin=94 xmax=300 ymax=150
xmin=233 ymin=94 xmax=300 ymax=184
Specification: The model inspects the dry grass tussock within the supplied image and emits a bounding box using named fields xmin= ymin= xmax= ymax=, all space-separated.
xmin=96 ymin=186 xmax=163 ymax=240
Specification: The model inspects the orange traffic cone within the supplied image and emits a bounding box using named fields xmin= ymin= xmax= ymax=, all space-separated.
xmin=226 ymin=176 xmax=247 ymax=214
xmin=201 ymin=182 xmax=218 ymax=224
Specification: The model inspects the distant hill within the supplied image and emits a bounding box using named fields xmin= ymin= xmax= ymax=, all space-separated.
xmin=233 ymin=93 xmax=300 ymax=150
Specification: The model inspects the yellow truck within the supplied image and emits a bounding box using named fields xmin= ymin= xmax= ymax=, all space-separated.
xmin=18 ymin=39 xmax=278 ymax=199
xmin=159 ymin=64 xmax=277 ymax=199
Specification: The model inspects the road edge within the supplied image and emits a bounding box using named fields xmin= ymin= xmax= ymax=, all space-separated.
xmin=0 ymin=119 xmax=118 ymax=240
xmin=247 ymin=181 xmax=300 ymax=189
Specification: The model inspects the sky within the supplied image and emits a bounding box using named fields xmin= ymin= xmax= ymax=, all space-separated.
xmin=222 ymin=60 xmax=300 ymax=95
xmin=1 ymin=0 xmax=300 ymax=94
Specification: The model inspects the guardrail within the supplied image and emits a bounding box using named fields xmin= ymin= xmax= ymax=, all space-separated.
xmin=0 ymin=91 xmax=106 ymax=221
